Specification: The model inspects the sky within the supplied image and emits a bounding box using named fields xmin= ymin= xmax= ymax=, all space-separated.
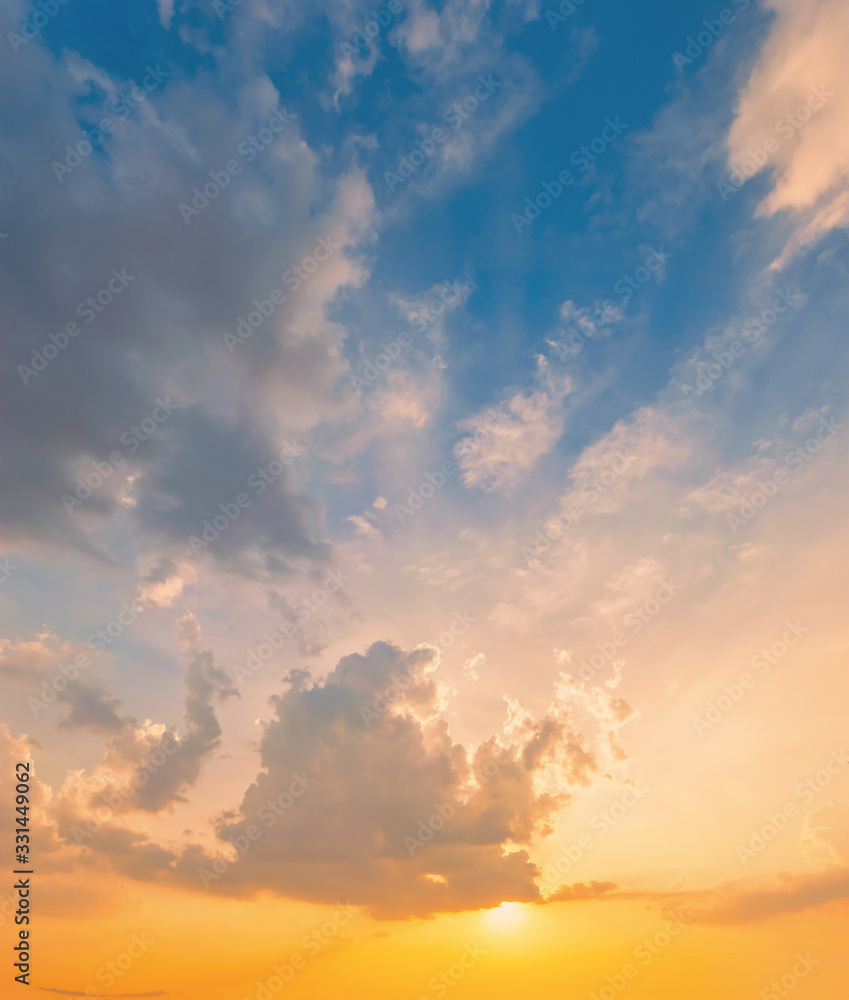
xmin=0 ymin=0 xmax=848 ymax=997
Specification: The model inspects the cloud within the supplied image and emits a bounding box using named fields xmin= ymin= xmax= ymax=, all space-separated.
xmin=725 ymin=0 xmax=849 ymax=266
xmin=0 ymin=725 xmax=64 ymax=860
xmin=0 ymin=631 xmax=126 ymax=732
xmin=135 ymin=556 xmax=198 ymax=609
xmin=56 ymin=680 xmax=125 ymax=732
xmin=456 ymin=363 xmax=571 ymax=494
xmin=97 ymin=615 xmax=235 ymax=814
xmin=539 ymin=870 xmax=849 ymax=924
xmin=800 ymin=801 xmax=849 ymax=867
xmin=393 ymin=0 xmax=494 ymax=72
xmin=544 ymin=879 xmax=617 ymax=902
xmin=697 ymin=867 xmax=849 ymax=924
xmin=546 ymin=821 xmax=849 ymax=924
xmin=557 ymin=407 xmax=688 ymax=519
xmin=679 ymin=454 xmax=780 ymax=515
xmin=156 ymin=0 xmax=175 ymax=29
xmin=48 ymin=613 xmax=238 ymax=879
xmin=463 ymin=652 xmax=485 ymax=680
xmin=0 ymin=33 xmax=373 ymax=581
xmin=368 ymin=370 xmax=441 ymax=429
xmin=169 ymin=640 xmax=631 ymax=918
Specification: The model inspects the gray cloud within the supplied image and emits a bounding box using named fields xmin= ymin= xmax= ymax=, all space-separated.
xmin=56 ymin=680 xmax=125 ymax=732
xmin=0 ymin=16 xmax=367 ymax=581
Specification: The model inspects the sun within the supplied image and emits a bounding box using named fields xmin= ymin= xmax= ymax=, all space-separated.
xmin=484 ymin=901 xmax=526 ymax=930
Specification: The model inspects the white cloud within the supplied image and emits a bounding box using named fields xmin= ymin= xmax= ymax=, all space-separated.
xmin=456 ymin=361 xmax=571 ymax=494
xmin=725 ymin=0 xmax=849 ymax=267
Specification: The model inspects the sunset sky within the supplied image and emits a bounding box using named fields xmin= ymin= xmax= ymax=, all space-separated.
xmin=1 ymin=0 xmax=848 ymax=997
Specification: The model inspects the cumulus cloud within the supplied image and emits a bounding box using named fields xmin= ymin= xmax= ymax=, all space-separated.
xmin=49 ymin=613 xmax=238 ymax=877
xmin=165 ymin=640 xmax=633 ymax=918
xmin=0 ymin=726 xmax=64 ymax=861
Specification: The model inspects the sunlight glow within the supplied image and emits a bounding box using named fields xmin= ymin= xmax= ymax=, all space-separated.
xmin=485 ymin=901 xmax=526 ymax=930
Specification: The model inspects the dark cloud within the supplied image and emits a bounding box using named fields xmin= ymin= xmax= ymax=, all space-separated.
xmin=56 ymin=679 xmax=125 ymax=732
xmin=0 ymin=20 xmax=365 ymax=580
xmin=40 ymin=989 xmax=166 ymax=996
